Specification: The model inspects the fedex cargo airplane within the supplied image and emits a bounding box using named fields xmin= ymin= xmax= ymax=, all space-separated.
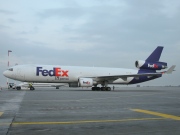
xmin=3 ymin=46 xmax=175 ymax=91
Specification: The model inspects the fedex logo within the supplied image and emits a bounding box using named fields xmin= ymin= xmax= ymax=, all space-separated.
xmin=36 ymin=67 xmax=68 ymax=77
xmin=83 ymin=81 xmax=90 ymax=84
xmin=148 ymin=64 xmax=158 ymax=69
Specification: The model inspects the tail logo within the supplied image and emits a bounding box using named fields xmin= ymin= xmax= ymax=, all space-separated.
xmin=148 ymin=64 xmax=158 ymax=69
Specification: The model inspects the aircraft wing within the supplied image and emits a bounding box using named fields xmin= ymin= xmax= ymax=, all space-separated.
xmin=91 ymin=72 xmax=162 ymax=81
xmin=89 ymin=65 xmax=176 ymax=81
xmin=18 ymin=83 xmax=68 ymax=87
xmin=50 ymin=84 xmax=68 ymax=87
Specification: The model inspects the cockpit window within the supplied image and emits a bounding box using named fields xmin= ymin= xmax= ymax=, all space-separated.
xmin=8 ymin=68 xmax=13 ymax=71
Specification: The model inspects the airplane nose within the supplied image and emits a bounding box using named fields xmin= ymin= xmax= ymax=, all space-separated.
xmin=3 ymin=70 xmax=9 ymax=78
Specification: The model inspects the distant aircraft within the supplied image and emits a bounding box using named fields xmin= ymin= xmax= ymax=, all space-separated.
xmin=3 ymin=46 xmax=175 ymax=91
xmin=16 ymin=82 xmax=68 ymax=90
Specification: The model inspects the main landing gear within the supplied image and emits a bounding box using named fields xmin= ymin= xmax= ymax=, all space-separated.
xmin=16 ymin=86 xmax=21 ymax=90
xmin=92 ymin=81 xmax=111 ymax=91
xmin=92 ymin=87 xmax=111 ymax=91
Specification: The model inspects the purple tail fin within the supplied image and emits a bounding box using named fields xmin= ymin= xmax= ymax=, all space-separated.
xmin=146 ymin=46 xmax=163 ymax=62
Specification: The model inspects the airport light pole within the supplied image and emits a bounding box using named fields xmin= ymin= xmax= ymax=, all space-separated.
xmin=7 ymin=50 xmax=12 ymax=88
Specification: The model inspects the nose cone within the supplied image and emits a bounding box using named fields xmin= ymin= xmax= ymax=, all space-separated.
xmin=3 ymin=70 xmax=10 ymax=78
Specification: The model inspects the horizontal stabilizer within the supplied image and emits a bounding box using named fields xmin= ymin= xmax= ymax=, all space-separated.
xmin=165 ymin=65 xmax=176 ymax=74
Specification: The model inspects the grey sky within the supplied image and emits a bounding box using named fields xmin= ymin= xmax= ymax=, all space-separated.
xmin=0 ymin=0 xmax=179 ymax=86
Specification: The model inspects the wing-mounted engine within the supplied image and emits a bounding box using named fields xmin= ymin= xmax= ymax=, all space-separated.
xmin=79 ymin=78 xmax=94 ymax=87
xmin=69 ymin=78 xmax=95 ymax=87
xmin=135 ymin=60 xmax=167 ymax=70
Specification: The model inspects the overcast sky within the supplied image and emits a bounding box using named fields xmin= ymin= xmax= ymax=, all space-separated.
xmin=0 ymin=0 xmax=179 ymax=86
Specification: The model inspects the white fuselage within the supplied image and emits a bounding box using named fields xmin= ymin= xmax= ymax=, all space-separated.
xmin=4 ymin=65 xmax=138 ymax=84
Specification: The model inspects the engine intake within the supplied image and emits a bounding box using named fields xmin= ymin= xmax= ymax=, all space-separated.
xmin=135 ymin=60 xmax=167 ymax=70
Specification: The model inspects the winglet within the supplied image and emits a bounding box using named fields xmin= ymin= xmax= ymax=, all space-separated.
xmin=165 ymin=65 xmax=176 ymax=74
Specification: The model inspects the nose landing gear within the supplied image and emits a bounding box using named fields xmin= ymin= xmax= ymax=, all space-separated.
xmin=30 ymin=86 xmax=35 ymax=90
xmin=28 ymin=83 xmax=35 ymax=90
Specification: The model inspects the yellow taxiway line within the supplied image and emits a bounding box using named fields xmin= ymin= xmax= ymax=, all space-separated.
xmin=0 ymin=112 xmax=3 ymax=117
xmin=132 ymin=109 xmax=180 ymax=120
xmin=12 ymin=117 xmax=165 ymax=125
xmin=1 ymin=109 xmax=179 ymax=126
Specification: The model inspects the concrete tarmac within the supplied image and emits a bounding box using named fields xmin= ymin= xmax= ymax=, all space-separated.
xmin=0 ymin=87 xmax=180 ymax=135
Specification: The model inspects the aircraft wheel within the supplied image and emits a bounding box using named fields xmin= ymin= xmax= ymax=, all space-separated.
xmin=101 ymin=87 xmax=106 ymax=91
xmin=92 ymin=87 xmax=101 ymax=91
xmin=30 ymin=87 xmax=35 ymax=90
xmin=106 ymin=87 xmax=111 ymax=91
xmin=16 ymin=86 xmax=21 ymax=90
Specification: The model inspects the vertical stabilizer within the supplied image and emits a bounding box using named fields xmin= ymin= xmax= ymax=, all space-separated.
xmin=146 ymin=46 xmax=163 ymax=62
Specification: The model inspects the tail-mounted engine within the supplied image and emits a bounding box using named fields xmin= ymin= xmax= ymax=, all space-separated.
xmin=135 ymin=60 xmax=167 ymax=70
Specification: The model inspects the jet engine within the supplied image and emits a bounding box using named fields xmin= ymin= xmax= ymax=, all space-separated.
xmin=135 ymin=60 xmax=167 ymax=70
xmin=69 ymin=78 xmax=95 ymax=87
xmin=79 ymin=78 xmax=94 ymax=87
